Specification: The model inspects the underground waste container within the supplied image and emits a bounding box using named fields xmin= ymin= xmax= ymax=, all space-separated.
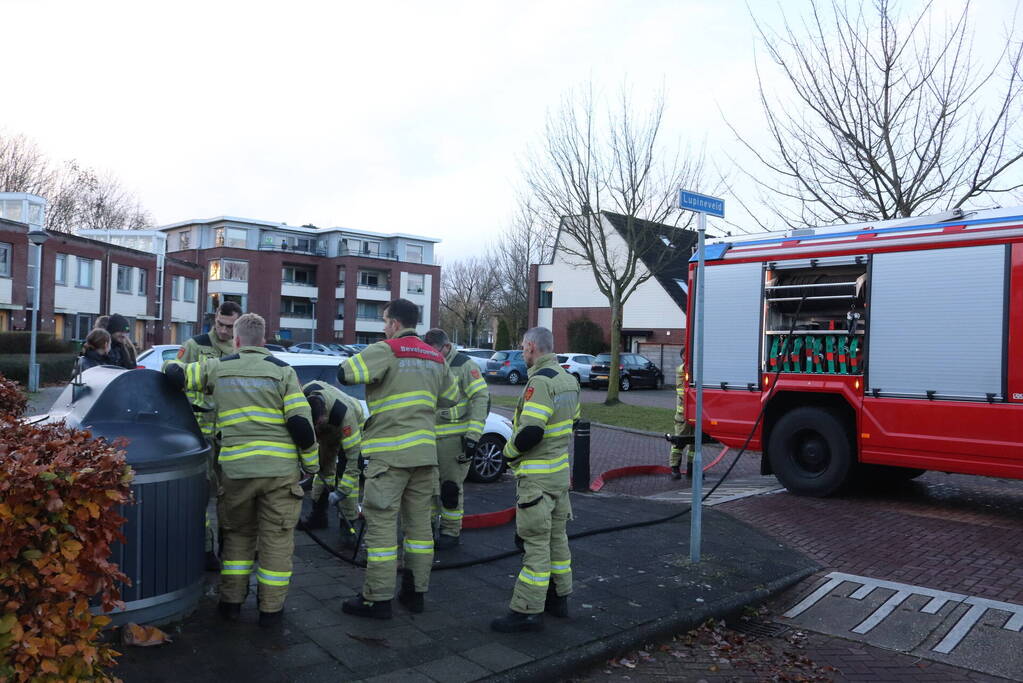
xmin=43 ymin=366 xmax=211 ymax=626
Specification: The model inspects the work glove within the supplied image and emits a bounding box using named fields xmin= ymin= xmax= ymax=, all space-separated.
xmin=459 ymin=437 xmax=477 ymax=464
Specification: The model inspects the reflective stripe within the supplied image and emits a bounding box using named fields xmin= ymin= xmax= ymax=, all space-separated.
xmin=440 ymin=509 xmax=463 ymax=520
xmin=517 ymin=567 xmax=551 ymax=587
xmin=513 ymin=453 xmax=570 ymax=475
xmin=217 ymin=406 xmax=285 ymax=427
xmin=436 ymin=422 xmax=469 ymax=436
xmin=185 ymin=362 xmax=201 ymax=392
xmin=219 ymin=440 xmax=298 ymax=462
xmin=340 ymin=474 xmax=358 ymax=487
xmin=551 ymin=560 xmax=571 ymax=575
xmin=256 ymin=567 xmax=292 ymax=587
xmin=523 ymin=401 xmax=553 ymax=417
xmin=341 ymin=430 xmax=361 ymax=449
xmin=466 ymin=378 xmax=486 ymax=397
xmin=442 ymin=381 xmax=459 ymax=401
xmin=352 ymin=355 xmax=370 ymax=383
xmin=467 ymin=420 xmax=485 ymax=432
xmin=362 ymin=429 xmax=436 ymax=455
xmin=574 ymin=404 xmax=581 ymax=420
xmin=367 ymin=546 xmax=398 ymax=562
xmin=300 ymin=446 xmax=319 ymax=466
xmin=403 ymin=539 xmax=434 ymax=554
xmin=369 ymin=390 xmax=436 ymax=415
xmin=282 ymin=392 xmax=308 ymax=413
xmin=221 ymin=560 xmax=254 ymax=576
xmin=544 ymin=419 xmax=573 ymax=438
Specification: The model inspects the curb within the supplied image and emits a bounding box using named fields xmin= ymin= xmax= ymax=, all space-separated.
xmin=480 ymin=564 xmax=820 ymax=683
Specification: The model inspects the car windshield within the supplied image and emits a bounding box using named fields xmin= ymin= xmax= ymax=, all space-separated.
xmin=594 ymin=354 xmax=612 ymax=363
xmin=556 ymin=355 xmax=568 ymax=363
xmin=492 ymin=352 xmax=509 ymax=361
xmin=291 ymin=365 xmax=366 ymax=401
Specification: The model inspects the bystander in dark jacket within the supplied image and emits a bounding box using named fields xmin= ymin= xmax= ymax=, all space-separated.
xmin=104 ymin=314 xmax=138 ymax=370
xmin=75 ymin=328 xmax=112 ymax=374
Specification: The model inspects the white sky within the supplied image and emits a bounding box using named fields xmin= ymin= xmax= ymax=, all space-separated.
xmin=3 ymin=0 xmax=1019 ymax=260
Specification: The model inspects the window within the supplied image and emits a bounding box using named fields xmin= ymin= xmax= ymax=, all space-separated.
xmin=183 ymin=278 xmax=197 ymax=302
xmin=538 ymin=281 xmax=553 ymax=308
xmin=1 ymin=200 xmax=22 ymax=221
xmin=137 ymin=268 xmax=147 ymax=296
xmin=362 ymin=240 xmax=380 ymax=256
xmin=281 ymin=296 xmax=314 ymax=318
xmin=337 ymin=267 xmax=346 ymax=287
xmin=282 ymin=265 xmax=315 ymax=284
xmin=77 ymin=258 xmax=94 ymax=288
xmin=294 ymin=237 xmax=313 ymax=252
xmin=357 ymin=332 xmax=385 ymax=345
xmin=171 ymin=275 xmax=181 ymax=301
xmin=0 ymin=242 xmax=10 ymax=277
xmin=357 ymin=301 xmax=383 ymax=320
xmin=209 ymin=259 xmax=248 ymax=281
xmin=178 ymin=230 xmax=191 ymax=250
xmin=337 ymin=301 xmax=345 ymax=319
xmin=343 ymin=238 xmax=360 ymax=256
xmin=215 ymin=227 xmax=247 ymax=248
xmin=406 ymin=244 xmax=424 ymax=263
xmin=54 ymin=253 xmax=66 ymax=284
xmin=75 ymin=314 xmax=95 ymax=340
xmin=359 ymin=270 xmax=387 ymax=288
xmin=116 ymin=265 xmax=132 ymax=293
xmin=407 ymin=273 xmax=425 ymax=293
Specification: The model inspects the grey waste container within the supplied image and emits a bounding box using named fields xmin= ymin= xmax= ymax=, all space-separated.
xmin=44 ymin=366 xmax=211 ymax=626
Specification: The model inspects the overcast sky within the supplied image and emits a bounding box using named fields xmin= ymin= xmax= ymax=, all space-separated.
xmin=4 ymin=0 xmax=1019 ymax=260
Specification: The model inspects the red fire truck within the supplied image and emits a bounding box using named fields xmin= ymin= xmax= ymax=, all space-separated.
xmin=685 ymin=207 xmax=1023 ymax=496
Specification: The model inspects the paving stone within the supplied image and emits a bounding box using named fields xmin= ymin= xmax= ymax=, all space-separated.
xmin=414 ymin=654 xmax=490 ymax=683
xmin=460 ymin=642 xmax=533 ymax=670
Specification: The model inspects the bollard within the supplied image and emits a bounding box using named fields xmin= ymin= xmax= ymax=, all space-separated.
xmin=572 ymin=420 xmax=591 ymax=492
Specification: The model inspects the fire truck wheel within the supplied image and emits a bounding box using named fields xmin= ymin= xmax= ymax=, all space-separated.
xmin=768 ymin=407 xmax=853 ymax=497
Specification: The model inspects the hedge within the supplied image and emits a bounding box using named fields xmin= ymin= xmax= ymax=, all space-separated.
xmin=0 ymin=372 xmax=131 ymax=681
xmin=0 ymin=332 xmax=76 ymax=355
xmin=0 ymin=355 xmax=78 ymax=387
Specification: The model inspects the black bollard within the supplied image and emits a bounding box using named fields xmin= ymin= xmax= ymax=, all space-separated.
xmin=572 ymin=420 xmax=591 ymax=492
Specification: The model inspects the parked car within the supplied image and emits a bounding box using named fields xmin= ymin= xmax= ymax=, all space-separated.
xmin=589 ymin=352 xmax=664 ymax=391
xmin=290 ymin=342 xmax=345 ymax=356
xmin=264 ymin=343 xmax=288 ymax=353
xmin=556 ymin=353 xmax=596 ymax=386
xmin=272 ymin=352 xmax=513 ymax=483
xmin=485 ymin=350 xmax=528 ymax=385
xmin=460 ymin=348 xmax=496 ymax=371
xmin=135 ymin=344 xmax=182 ymax=370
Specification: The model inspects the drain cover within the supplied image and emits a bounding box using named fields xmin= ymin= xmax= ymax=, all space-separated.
xmin=728 ymin=619 xmax=790 ymax=639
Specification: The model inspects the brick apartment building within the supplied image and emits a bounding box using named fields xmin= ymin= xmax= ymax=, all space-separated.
xmin=528 ymin=211 xmax=697 ymax=380
xmin=0 ymin=193 xmax=203 ymax=347
xmin=160 ymin=216 xmax=441 ymax=344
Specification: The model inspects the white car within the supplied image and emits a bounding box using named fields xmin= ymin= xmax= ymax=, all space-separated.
xmin=135 ymin=344 xmax=183 ymax=370
xmin=459 ymin=348 xmax=496 ymax=371
xmin=556 ymin=353 xmax=596 ymax=386
xmin=273 ymin=352 xmax=513 ymax=483
xmin=289 ymin=342 xmax=347 ymax=356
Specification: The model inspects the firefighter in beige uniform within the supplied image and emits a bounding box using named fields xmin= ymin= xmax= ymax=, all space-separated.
xmin=300 ymin=380 xmax=364 ymax=543
xmin=164 ymin=313 xmax=318 ymax=627
xmin=669 ymin=345 xmax=694 ymax=479
xmin=337 ymin=299 xmax=458 ymax=619
xmin=492 ymin=327 xmax=580 ymax=633
xmin=423 ymin=328 xmax=489 ymax=549
xmin=177 ymin=301 xmax=243 ymax=570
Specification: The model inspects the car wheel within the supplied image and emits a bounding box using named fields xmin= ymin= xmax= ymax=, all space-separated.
xmin=768 ymin=407 xmax=853 ymax=497
xmin=620 ymin=375 xmax=631 ymax=391
xmin=467 ymin=434 xmax=506 ymax=483
xmin=507 ymin=371 xmax=522 ymax=385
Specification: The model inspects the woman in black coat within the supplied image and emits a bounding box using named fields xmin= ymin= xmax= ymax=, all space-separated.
xmin=76 ymin=328 xmax=112 ymax=373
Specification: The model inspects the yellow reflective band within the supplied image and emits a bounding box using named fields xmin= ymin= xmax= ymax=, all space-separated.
xmin=218 ymin=405 xmax=286 ymax=427
xmin=520 ymin=408 xmax=550 ymax=422
xmin=256 ymin=567 xmax=292 ymax=586
xmin=300 ymin=446 xmax=319 ymax=465
xmin=466 ymin=379 xmax=486 ymax=396
xmin=367 ymin=546 xmax=398 ymax=562
xmin=436 ymin=423 xmax=469 ymax=435
xmin=523 ymin=401 xmax=553 ymax=416
xmin=467 ymin=420 xmax=485 ymax=432
xmin=574 ymin=404 xmax=581 ymax=420
xmin=342 ymin=431 xmax=361 ymax=449
xmin=440 ymin=509 xmax=463 ymax=520
xmin=353 ymin=354 xmax=370 ymax=383
xmin=442 ymin=382 xmax=459 ymax=401
xmin=551 ymin=560 xmax=571 ymax=574
xmin=368 ymin=390 xmax=437 ymax=415
xmin=219 ymin=440 xmax=298 ymax=461
xmin=185 ymin=362 xmax=200 ymax=392
xmin=282 ymin=393 xmax=308 ymax=413
xmin=512 ymin=453 xmax=570 ymax=475
xmin=403 ymin=539 xmax=434 ymax=554
xmin=544 ymin=419 xmax=573 ymax=438
xmin=517 ymin=568 xmax=551 ymax=587
xmin=221 ymin=560 xmax=254 ymax=576
xmin=362 ymin=429 xmax=436 ymax=454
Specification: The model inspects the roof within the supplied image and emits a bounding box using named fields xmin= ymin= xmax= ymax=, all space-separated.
xmin=600 ymin=211 xmax=697 ymax=311
xmin=157 ymin=216 xmax=441 ymax=243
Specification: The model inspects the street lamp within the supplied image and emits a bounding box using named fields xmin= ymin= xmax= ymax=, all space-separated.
xmin=27 ymin=228 xmax=49 ymax=393
xmin=310 ymin=297 xmax=318 ymax=344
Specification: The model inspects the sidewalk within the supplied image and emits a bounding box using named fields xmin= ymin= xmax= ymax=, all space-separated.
xmin=113 ymin=480 xmax=817 ymax=682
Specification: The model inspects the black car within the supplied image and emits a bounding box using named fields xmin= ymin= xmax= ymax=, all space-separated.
xmin=589 ymin=352 xmax=664 ymax=391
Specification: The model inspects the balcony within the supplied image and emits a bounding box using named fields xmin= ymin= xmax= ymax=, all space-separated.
xmin=279 ymin=316 xmax=316 ymax=329
xmin=281 ymin=281 xmax=318 ymax=298
xmin=259 ymin=243 xmax=327 ymax=257
xmin=337 ymin=247 xmax=397 ymax=261
xmin=356 ymin=285 xmax=391 ymax=301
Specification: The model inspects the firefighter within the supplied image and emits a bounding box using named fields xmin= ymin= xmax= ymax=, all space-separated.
xmin=300 ymin=379 xmax=364 ymax=546
xmin=670 ymin=344 xmax=694 ymax=479
xmin=492 ymin=327 xmax=580 ymax=633
xmin=178 ymin=300 xmax=243 ymax=571
xmin=423 ymin=328 xmax=489 ymax=550
xmin=336 ymin=299 xmax=458 ymax=619
xmin=163 ymin=313 xmax=318 ymax=627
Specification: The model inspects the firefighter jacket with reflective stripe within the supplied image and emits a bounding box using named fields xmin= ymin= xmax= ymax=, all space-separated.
xmin=169 ymin=346 xmax=318 ymax=479
xmin=302 ymin=380 xmax=365 ymax=465
xmin=436 ymin=347 xmax=489 ymax=442
xmin=675 ymin=362 xmax=686 ymax=419
xmin=178 ymin=332 xmax=236 ymax=437
xmin=504 ymin=353 xmax=580 ymax=487
xmin=337 ymin=329 xmax=459 ymax=468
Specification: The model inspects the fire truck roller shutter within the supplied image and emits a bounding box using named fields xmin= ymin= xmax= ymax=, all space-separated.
xmin=700 ymin=261 xmax=763 ymax=389
xmin=868 ymin=244 xmax=1008 ymax=401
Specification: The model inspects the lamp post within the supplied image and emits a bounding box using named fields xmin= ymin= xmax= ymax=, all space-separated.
xmin=27 ymin=228 xmax=49 ymax=393
xmin=310 ymin=297 xmax=318 ymax=344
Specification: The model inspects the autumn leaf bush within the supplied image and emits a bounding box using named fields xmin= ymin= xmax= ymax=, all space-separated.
xmin=0 ymin=372 xmax=133 ymax=682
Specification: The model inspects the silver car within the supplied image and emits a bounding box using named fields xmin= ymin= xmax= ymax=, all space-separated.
xmin=289 ymin=342 xmax=346 ymax=356
xmin=556 ymin=353 xmax=596 ymax=386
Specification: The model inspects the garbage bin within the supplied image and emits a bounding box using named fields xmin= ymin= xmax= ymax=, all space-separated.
xmin=44 ymin=366 xmax=211 ymax=626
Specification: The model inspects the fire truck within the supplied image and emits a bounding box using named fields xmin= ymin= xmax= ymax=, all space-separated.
xmin=685 ymin=206 xmax=1023 ymax=496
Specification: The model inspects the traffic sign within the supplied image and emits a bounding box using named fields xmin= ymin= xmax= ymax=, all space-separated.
xmin=679 ymin=190 xmax=725 ymax=218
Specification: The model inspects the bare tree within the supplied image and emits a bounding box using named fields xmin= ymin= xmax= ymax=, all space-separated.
xmin=732 ymin=0 xmax=1023 ymax=228
xmin=440 ymin=256 xmax=502 ymax=347
xmin=491 ymin=195 xmax=555 ymax=342
xmin=525 ymin=84 xmax=707 ymax=404
xmin=0 ymin=134 xmax=56 ymax=197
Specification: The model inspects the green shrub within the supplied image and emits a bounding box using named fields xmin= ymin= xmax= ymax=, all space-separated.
xmin=0 ymin=332 xmax=75 ymax=355
xmin=567 ymin=317 xmax=607 ymax=355
xmin=0 ymin=355 xmax=78 ymax=386
xmin=495 ymin=319 xmax=511 ymax=350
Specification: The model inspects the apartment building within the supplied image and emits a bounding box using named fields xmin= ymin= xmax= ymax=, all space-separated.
xmin=160 ymin=216 xmax=441 ymax=344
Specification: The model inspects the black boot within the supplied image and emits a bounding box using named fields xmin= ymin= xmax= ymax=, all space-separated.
xmin=670 ymin=466 xmax=682 ymax=480
xmin=205 ymin=550 xmax=222 ymax=572
xmin=435 ymin=533 xmax=460 ymax=550
xmin=258 ymin=610 xmax=283 ymax=628
xmin=300 ymin=492 xmax=329 ymax=530
xmin=218 ymin=601 xmax=241 ymax=622
xmin=398 ymin=570 xmax=425 ymax=613
xmin=342 ymin=594 xmax=393 ymax=620
xmin=685 ymin=461 xmax=694 ymax=478
xmin=544 ymin=584 xmax=569 ymax=618
xmin=491 ymin=611 xmax=544 ymax=633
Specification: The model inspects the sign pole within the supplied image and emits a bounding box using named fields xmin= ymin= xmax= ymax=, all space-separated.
xmin=690 ymin=211 xmax=706 ymax=563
